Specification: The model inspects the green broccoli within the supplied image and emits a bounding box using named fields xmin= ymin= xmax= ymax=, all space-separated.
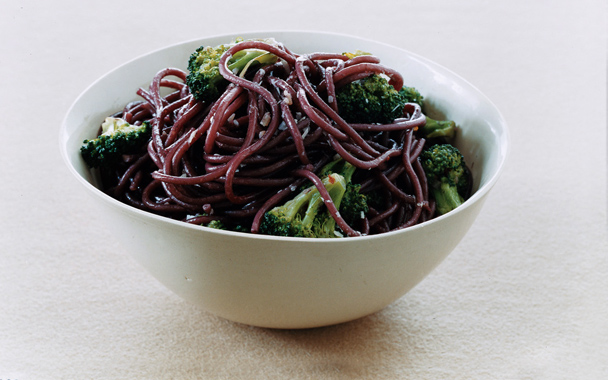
xmin=206 ymin=219 xmax=226 ymax=230
xmin=80 ymin=117 xmax=151 ymax=169
xmin=335 ymin=73 xmax=456 ymax=136
xmin=206 ymin=219 xmax=248 ymax=232
xmin=259 ymin=173 xmax=348 ymax=238
xmin=400 ymin=85 xmax=456 ymax=141
xmin=186 ymin=38 xmax=279 ymax=103
xmin=259 ymin=158 xmax=369 ymax=238
xmin=399 ymin=85 xmax=424 ymax=106
xmin=318 ymin=157 xmax=368 ymax=227
xmin=418 ymin=118 xmax=456 ymax=140
xmin=420 ymin=144 xmax=471 ymax=215
xmin=341 ymin=183 xmax=368 ymax=227
xmin=336 ymin=74 xmax=408 ymax=124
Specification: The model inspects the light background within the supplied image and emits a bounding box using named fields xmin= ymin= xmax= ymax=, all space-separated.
xmin=1 ymin=1 xmax=606 ymax=379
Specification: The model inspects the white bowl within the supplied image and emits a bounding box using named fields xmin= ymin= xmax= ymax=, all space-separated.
xmin=60 ymin=31 xmax=509 ymax=329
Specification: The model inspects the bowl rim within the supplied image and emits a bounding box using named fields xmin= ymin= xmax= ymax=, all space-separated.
xmin=59 ymin=29 xmax=510 ymax=243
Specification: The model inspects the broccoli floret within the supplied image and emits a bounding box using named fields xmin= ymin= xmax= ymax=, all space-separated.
xmin=340 ymin=183 xmax=368 ymax=226
xmin=336 ymin=74 xmax=407 ymax=124
xmin=186 ymin=38 xmax=279 ymax=103
xmin=206 ymin=219 xmax=226 ymax=230
xmin=420 ymin=144 xmax=471 ymax=215
xmin=335 ymin=74 xmax=453 ymax=133
xmin=318 ymin=157 xmax=368 ymax=227
xmin=232 ymin=224 xmax=249 ymax=233
xmin=80 ymin=117 xmax=151 ymax=169
xmin=364 ymin=188 xmax=385 ymax=211
xmin=400 ymin=85 xmax=456 ymax=140
xmin=261 ymin=157 xmax=369 ymax=238
xmin=206 ymin=219 xmax=248 ymax=232
xmin=259 ymin=173 xmax=347 ymax=238
xmin=399 ymin=85 xmax=424 ymax=106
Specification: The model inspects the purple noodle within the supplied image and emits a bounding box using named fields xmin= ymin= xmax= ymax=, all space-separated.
xmin=94 ymin=39 xmax=439 ymax=236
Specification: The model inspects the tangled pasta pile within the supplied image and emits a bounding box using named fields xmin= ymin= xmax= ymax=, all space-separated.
xmin=92 ymin=39 xmax=447 ymax=237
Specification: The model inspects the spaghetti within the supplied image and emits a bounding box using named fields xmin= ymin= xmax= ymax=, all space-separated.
xmin=95 ymin=39 xmax=436 ymax=237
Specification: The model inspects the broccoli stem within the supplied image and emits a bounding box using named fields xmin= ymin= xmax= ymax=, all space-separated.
xmin=301 ymin=174 xmax=346 ymax=227
xmin=433 ymin=182 xmax=464 ymax=215
xmin=419 ymin=117 xmax=456 ymax=140
xmin=318 ymin=156 xmax=357 ymax=182
xmin=228 ymin=50 xmax=277 ymax=78
xmin=280 ymin=186 xmax=317 ymax=221
xmin=340 ymin=161 xmax=357 ymax=183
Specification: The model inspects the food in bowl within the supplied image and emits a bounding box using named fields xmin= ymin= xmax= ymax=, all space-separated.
xmin=78 ymin=37 xmax=472 ymax=239
xmin=61 ymin=31 xmax=508 ymax=328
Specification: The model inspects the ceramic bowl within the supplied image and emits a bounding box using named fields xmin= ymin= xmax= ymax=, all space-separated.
xmin=60 ymin=31 xmax=509 ymax=329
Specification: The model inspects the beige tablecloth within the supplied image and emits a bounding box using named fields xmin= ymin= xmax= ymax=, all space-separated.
xmin=2 ymin=0 xmax=606 ymax=379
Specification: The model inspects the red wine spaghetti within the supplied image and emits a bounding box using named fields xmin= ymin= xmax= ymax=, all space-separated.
xmin=94 ymin=39 xmax=437 ymax=237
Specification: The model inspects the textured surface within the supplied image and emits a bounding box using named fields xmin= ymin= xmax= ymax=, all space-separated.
xmin=1 ymin=0 xmax=606 ymax=379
